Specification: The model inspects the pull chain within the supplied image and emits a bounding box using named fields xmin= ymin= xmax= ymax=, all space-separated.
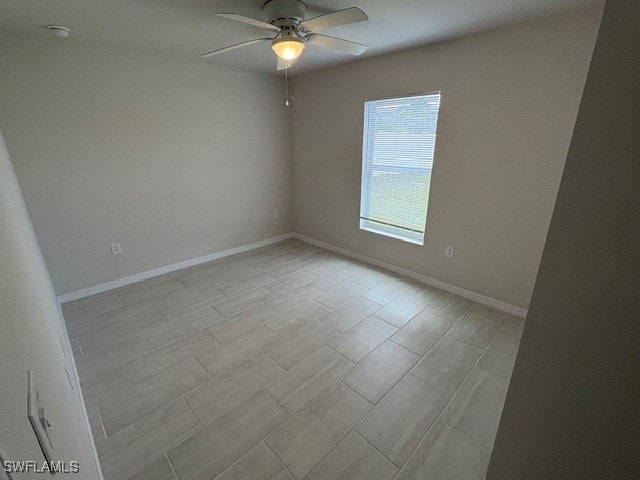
xmin=284 ymin=63 xmax=296 ymax=107
xmin=285 ymin=66 xmax=289 ymax=106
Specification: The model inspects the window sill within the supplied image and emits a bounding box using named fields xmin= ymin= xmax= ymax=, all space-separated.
xmin=359 ymin=221 xmax=424 ymax=246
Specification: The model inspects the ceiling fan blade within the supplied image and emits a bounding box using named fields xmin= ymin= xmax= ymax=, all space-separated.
xmin=277 ymin=57 xmax=293 ymax=71
xmin=306 ymin=34 xmax=367 ymax=56
xmin=216 ymin=13 xmax=281 ymax=32
xmin=301 ymin=7 xmax=368 ymax=32
xmin=201 ymin=38 xmax=270 ymax=58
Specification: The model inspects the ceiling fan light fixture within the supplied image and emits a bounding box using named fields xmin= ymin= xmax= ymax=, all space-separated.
xmin=204 ymin=3 xmax=368 ymax=69
xmin=272 ymin=37 xmax=305 ymax=60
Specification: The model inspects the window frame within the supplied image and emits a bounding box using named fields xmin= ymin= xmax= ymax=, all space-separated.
xmin=359 ymin=91 xmax=442 ymax=246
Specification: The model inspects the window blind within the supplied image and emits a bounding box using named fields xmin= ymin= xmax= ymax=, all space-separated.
xmin=359 ymin=93 xmax=441 ymax=245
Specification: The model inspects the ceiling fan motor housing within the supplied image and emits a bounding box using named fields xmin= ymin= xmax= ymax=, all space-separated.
xmin=264 ymin=0 xmax=307 ymax=28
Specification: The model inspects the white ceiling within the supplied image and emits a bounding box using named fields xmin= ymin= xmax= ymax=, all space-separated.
xmin=0 ymin=0 xmax=602 ymax=74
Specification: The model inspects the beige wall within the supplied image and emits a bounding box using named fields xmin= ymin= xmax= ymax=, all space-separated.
xmin=0 ymin=129 xmax=101 ymax=478
xmin=0 ymin=30 xmax=292 ymax=296
xmin=487 ymin=1 xmax=640 ymax=477
xmin=290 ymin=8 xmax=602 ymax=309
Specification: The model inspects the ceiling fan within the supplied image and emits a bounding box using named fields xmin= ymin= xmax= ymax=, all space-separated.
xmin=202 ymin=0 xmax=369 ymax=70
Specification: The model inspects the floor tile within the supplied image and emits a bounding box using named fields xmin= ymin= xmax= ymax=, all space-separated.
xmin=223 ymin=260 xmax=272 ymax=280
xmin=116 ymin=278 xmax=185 ymax=307
xmin=321 ymin=297 xmax=380 ymax=333
xmin=356 ymin=375 xmax=449 ymax=466
xmin=306 ymin=431 xmax=398 ymax=480
xmin=110 ymin=271 xmax=178 ymax=293
xmin=78 ymin=311 xmax=164 ymax=357
xmin=390 ymin=311 xmax=456 ymax=355
xmin=265 ymin=247 xmax=310 ymax=267
xmin=410 ymin=335 xmax=483 ymax=396
xmin=63 ymin=311 xmax=107 ymax=339
xmin=99 ymin=294 xmax=176 ymax=327
xmin=215 ymin=287 xmax=275 ymax=317
xmin=219 ymin=271 xmax=277 ymax=298
xmin=66 ymin=242 xmax=517 ymax=480
xmin=263 ymin=257 xmax=311 ymax=279
xmin=448 ymin=305 xmax=505 ymax=350
xmin=342 ymin=340 xmax=419 ymax=404
xmin=254 ymin=240 xmax=304 ymax=257
xmin=215 ymin=442 xmax=293 ymax=480
xmin=314 ymin=281 xmax=369 ymax=310
xmin=347 ymin=264 xmax=396 ymax=289
xmin=271 ymin=246 xmax=309 ymax=262
xmin=498 ymin=314 xmax=526 ymax=337
xmin=440 ymin=366 xmax=508 ymax=450
xmin=373 ymin=288 xmax=441 ymax=328
xmin=266 ymin=270 xmax=318 ymax=295
xmin=185 ymin=353 xmax=284 ymax=425
xmin=197 ymin=325 xmax=280 ymax=377
xmin=159 ymin=288 xmax=228 ymax=317
xmin=360 ymin=277 xmax=414 ymax=306
xmin=300 ymin=251 xmax=341 ymax=272
xmin=99 ymin=398 xmax=199 ymax=480
xmin=207 ymin=304 xmax=279 ymax=343
xmin=306 ymin=257 xmax=350 ymax=277
xmin=99 ymin=295 xmax=170 ymax=327
xmin=143 ymin=307 xmax=224 ymax=348
xmin=126 ymin=456 xmax=175 ymax=480
xmin=265 ymin=346 xmax=353 ymax=414
xmin=98 ymin=358 xmax=209 ymax=436
xmin=478 ymin=331 xmax=521 ymax=380
xmin=176 ymin=263 xmax=232 ymax=287
xmin=167 ymin=390 xmax=289 ymax=480
xmin=396 ymin=421 xmax=490 ymax=480
xmin=125 ymin=330 xmax=219 ymax=384
xmin=311 ymin=268 xmax=355 ymax=291
xmin=243 ymin=240 xmax=299 ymax=258
xmin=266 ymin=383 xmax=371 ymax=479
xmin=422 ymin=291 xmax=474 ymax=321
xmin=265 ymin=321 xmax=339 ymax=370
xmin=264 ymin=284 xmax=323 ymax=313
xmin=265 ymin=300 xmax=331 ymax=337
xmin=170 ymin=276 xmax=232 ymax=301
xmin=80 ymin=366 xmax=132 ymax=409
xmin=75 ymin=335 xmax=150 ymax=382
xmin=97 ymin=398 xmax=186 ymax=457
xmin=87 ymin=405 xmax=105 ymax=444
xmin=328 ymin=316 xmax=398 ymax=363
xmin=62 ymin=291 xmax=122 ymax=317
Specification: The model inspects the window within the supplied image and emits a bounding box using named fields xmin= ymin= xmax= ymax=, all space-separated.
xmin=359 ymin=92 xmax=441 ymax=245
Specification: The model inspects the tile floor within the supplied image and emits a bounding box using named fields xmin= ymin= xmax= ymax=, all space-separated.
xmin=62 ymin=239 xmax=524 ymax=480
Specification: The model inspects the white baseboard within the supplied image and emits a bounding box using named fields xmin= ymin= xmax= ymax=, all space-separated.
xmin=293 ymin=233 xmax=528 ymax=319
xmin=59 ymin=230 xmax=527 ymax=319
xmin=57 ymin=233 xmax=294 ymax=303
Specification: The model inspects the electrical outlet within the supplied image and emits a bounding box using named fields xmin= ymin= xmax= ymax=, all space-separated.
xmin=110 ymin=242 xmax=122 ymax=255
xmin=275 ymin=210 xmax=280 ymax=219
xmin=445 ymin=245 xmax=455 ymax=259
